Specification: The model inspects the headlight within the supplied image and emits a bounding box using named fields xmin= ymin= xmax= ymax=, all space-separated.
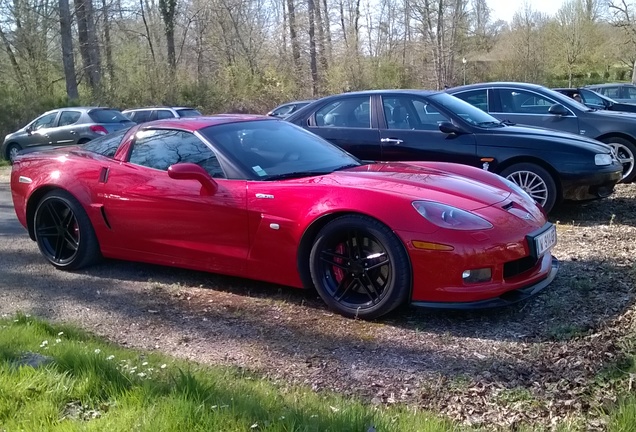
xmin=412 ymin=201 xmax=493 ymax=230
xmin=595 ymin=154 xmax=613 ymax=166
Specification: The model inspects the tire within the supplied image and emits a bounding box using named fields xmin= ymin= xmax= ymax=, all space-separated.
xmin=77 ymin=138 xmax=91 ymax=145
xmin=34 ymin=190 xmax=101 ymax=270
xmin=500 ymin=163 xmax=558 ymax=213
xmin=309 ymin=215 xmax=411 ymax=319
xmin=6 ymin=143 xmax=21 ymax=164
xmin=600 ymin=137 xmax=636 ymax=183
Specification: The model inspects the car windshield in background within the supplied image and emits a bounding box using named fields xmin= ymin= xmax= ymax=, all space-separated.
xmin=82 ymin=128 xmax=128 ymax=158
xmin=89 ymin=109 xmax=132 ymax=123
xmin=177 ymin=109 xmax=202 ymax=117
xmin=429 ymin=93 xmax=502 ymax=126
xmin=200 ymin=120 xmax=361 ymax=180
xmin=541 ymin=87 xmax=592 ymax=111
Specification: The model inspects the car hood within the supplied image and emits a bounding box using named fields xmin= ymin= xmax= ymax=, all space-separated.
xmin=326 ymin=162 xmax=512 ymax=211
xmin=491 ymin=124 xmax=611 ymax=153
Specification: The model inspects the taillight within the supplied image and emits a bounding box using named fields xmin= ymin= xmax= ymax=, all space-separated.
xmin=90 ymin=125 xmax=108 ymax=135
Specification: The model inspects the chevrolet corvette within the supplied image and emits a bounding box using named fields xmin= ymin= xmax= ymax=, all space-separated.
xmin=10 ymin=116 xmax=559 ymax=319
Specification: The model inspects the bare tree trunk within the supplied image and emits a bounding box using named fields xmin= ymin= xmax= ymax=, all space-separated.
xmin=59 ymin=0 xmax=78 ymax=100
xmin=315 ymin=0 xmax=328 ymax=71
xmin=75 ymin=0 xmax=102 ymax=94
xmin=632 ymin=59 xmax=636 ymax=84
xmin=308 ymin=0 xmax=318 ymax=95
xmin=0 ymin=26 xmax=28 ymax=92
xmin=159 ymin=0 xmax=177 ymax=74
xmin=139 ymin=0 xmax=156 ymax=64
xmin=322 ymin=0 xmax=332 ymax=61
xmin=286 ymin=0 xmax=302 ymax=74
xmin=339 ymin=0 xmax=348 ymax=47
xmin=102 ymin=0 xmax=116 ymax=87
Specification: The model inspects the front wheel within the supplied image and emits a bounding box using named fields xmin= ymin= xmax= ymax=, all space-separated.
xmin=500 ymin=163 xmax=558 ymax=213
xmin=6 ymin=143 xmax=21 ymax=164
xmin=309 ymin=215 xmax=411 ymax=319
xmin=34 ymin=190 xmax=101 ymax=270
xmin=600 ymin=137 xmax=636 ymax=183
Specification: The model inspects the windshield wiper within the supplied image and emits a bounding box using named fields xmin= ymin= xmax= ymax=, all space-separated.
xmin=477 ymin=121 xmax=505 ymax=127
xmin=332 ymin=163 xmax=361 ymax=172
xmin=265 ymin=171 xmax=331 ymax=181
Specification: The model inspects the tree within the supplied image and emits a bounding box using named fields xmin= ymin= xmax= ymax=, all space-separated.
xmin=59 ymin=0 xmax=78 ymax=100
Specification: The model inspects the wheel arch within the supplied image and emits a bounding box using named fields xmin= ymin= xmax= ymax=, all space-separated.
xmin=77 ymin=138 xmax=91 ymax=144
xmin=4 ymin=141 xmax=20 ymax=160
xmin=25 ymin=186 xmax=85 ymax=241
xmin=495 ymin=157 xmax=563 ymax=201
xmin=296 ymin=211 xmax=413 ymax=300
xmin=595 ymin=132 xmax=636 ymax=145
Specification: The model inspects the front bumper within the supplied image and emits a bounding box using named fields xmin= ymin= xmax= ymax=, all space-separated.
xmin=411 ymin=257 xmax=558 ymax=309
xmin=561 ymin=166 xmax=622 ymax=201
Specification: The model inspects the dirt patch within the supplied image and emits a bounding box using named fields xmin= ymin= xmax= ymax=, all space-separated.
xmin=1 ymin=164 xmax=635 ymax=429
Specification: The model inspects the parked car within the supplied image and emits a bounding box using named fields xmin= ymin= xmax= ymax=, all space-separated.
xmin=122 ymin=106 xmax=202 ymax=123
xmin=267 ymin=100 xmax=314 ymax=118
xmin=553 ymin=87 xmax=636 ymax=113
xmin=10 ymin=115 xmax=558 ymax=319
xmin=1 ymin=107 xmax=134 ymax=164
xmin=285 ymin=90 xmax=622 ymax=213
xmin=446 ymin=82 xmax=636 ymax=183
xmin=585 ymin=83 xmax=636 ymax=104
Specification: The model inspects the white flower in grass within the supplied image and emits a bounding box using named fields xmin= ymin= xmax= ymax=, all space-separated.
xmin=137 ymin=372 xmax=147 ymax=378
xmin=40 ymin=340 xmax=48 ymax=347
xmin=106 ymin=355 xmax=115 ymax=361
xmin=160 ymin=364 xmax=167 ymax=369
xmin=55 ymin=338 xmax=62 ymax=343
xmin=94 ymin=349 xmax=101 ymax=354
xmin=57 ymin=332 xmax=64 ymax=336
xmin=142 ymin=361 xmax=148 ymax=366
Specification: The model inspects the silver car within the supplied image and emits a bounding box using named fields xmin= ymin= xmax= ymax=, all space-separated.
xmin=122 ymin=106 xmax=202 ymax=123
xmin=2 ymin=107 xmax=135 ymax=163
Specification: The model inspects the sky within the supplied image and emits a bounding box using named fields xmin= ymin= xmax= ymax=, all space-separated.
xmin=487 ymin=0 xmax=567 ymax=23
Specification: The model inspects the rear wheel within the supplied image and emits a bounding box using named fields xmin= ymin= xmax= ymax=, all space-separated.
xmin=34 ymin=190 xmax=101 ymax=270
xmin=600 ymin=137 xmax=636 ymax=183
xmin=6 ymin=143 xmax=21 ymax=164
xmin=309 ymin=215 xmax=411 ymax=319
xmin=500 ymin=163 xmax=558 ymax=213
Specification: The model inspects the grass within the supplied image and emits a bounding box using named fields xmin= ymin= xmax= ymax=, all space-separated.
xmin=0 ymin=313 xmax=457 ymax=431
xmin=0 ymin=159 xmax=8 ymax=167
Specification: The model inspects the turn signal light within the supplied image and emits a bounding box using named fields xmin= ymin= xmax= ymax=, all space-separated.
xmin=412 ymin=241 xmax=454 ymax=251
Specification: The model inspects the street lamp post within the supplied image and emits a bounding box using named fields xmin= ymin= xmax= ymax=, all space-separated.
xmin=462 ymin=57 xmax=467 ymax=85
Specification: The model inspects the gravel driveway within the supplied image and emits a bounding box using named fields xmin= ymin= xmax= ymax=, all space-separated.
xmin=1 ymin=165 xmax=635 ymax=429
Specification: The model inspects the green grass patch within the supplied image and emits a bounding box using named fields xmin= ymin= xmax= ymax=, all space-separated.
xmin=0 ymin=159 xmax=9 ymax=167
xmin=0 ymin=313 xmax=457 ymax=431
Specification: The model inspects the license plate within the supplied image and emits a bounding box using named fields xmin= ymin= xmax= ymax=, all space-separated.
xmin=534 ymin=224 xmax=557 ymax=256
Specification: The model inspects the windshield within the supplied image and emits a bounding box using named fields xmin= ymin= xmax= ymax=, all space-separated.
xmin=429 ymin=93 xmax=502 ymax=126
xmin=176 ymin=108 xmax=202 ymax=117
xmin=89 ymin=109 xmax=132 ymax=123
xmin=200 ymin=120 xmax=361 ymax=180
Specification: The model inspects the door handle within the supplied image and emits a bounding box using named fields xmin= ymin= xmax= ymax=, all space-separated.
xmin=70 ymin=130 xmax=77 ymax=135
xmin=380 ymin=138 xmax=403 ymax=145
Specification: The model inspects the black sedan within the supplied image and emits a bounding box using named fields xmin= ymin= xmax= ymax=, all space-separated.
xmin=553 ymin=88 xmax=636 ymax=114
xmin=286 ymin=90 xmax=622 ymax=213
xmin=447 ymin=82 xmax=636 ymax=183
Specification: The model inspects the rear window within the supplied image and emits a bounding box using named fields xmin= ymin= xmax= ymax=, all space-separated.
xmin=176 ymin=109 xmax=202 ymax=118
xmin=89 ymin=109 xmax=131 ymax=123
xmin=82 ymin=128 xmax=129 ymax=158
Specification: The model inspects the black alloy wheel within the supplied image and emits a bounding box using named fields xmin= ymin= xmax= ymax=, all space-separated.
xmin=309 ymin=215 xmax=411 ymax=319
xmin=34 ymin=190 xmax=100 ymax=270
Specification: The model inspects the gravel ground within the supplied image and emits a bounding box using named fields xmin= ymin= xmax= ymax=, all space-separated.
xmin=1 ymin=165 xmax=635 ymax=430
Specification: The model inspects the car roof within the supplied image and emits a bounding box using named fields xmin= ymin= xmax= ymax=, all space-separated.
xmin=585 ymin=83 xmax=636 ymax=88
xmin=138 ymin=114 xmax=274 ymax=132
xmin=43 ymin=107 xmax=115 ymax=114
xmin=447 ymin=82 xmax=545 ymax=92
xmin=122 ymin=106 xmax=197 ymax=112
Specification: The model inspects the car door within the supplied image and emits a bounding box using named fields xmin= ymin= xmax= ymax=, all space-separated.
xmin=489 ymin=88 xmax=580 ymax=134
xmin=98 ymin=128 xmax=249 ymax=274
xmin=378 ymin=94 xmax=478 ymax=165
xmin=304 ymin=95 xmax=382 ymax=160
xmin=48 ymin=110 xmax=82 ymax=145
xmin=24 ymin=112 xmax=59 ymax=148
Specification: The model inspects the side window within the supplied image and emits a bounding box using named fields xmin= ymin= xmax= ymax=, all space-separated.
xmin=83 ymin=128 xmax=128 ymax=158
xmin=580 ymin=90 xmax=604 ymax=106
xmin=497 ymin=90 xmax=557 ymax=114
xmin=59 ymin=111 xmax=82 ymax=126
xmin=602 ymin=87 xmax=620 ymax=98
xmin=453 ymin=90 xmax=488 ymax=112
xmin=156 ymin=110 xmax=174 ymax=120
xmin=314 ymin=97 xmax=371 ymax=128
xmin=31 ymin=112 xmax=58 ymax=130
xmin=272 ymin=105 xmax=294 ymax=117
xmin=129 ymin=129 xmax=225 ymax=178
xmin=382 ymin=96 xmax=449 ymax=130
xmin=626 ymin=87 xmax=636 ymax=99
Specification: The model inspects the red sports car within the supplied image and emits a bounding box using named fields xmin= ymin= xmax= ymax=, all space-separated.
xmin=10 ymin=115 xmax=558 ymax=319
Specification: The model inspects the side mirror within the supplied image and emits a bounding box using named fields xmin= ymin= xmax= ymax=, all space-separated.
xmin=25 ymin=126 xmax=33 ymax=135
xmin=548 ymin=103 xmax=569 ymax=116
xmin=438 ymin=121 xmax=464 ymax=135
xmin=168 ymin=163 xmax=217 ymax=194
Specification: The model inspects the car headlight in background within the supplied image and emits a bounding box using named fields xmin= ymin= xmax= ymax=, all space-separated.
xmin=412 ymin=201 xmax=493 ymax=230
xmin=595 ymin=154 xmax=613 ymax=166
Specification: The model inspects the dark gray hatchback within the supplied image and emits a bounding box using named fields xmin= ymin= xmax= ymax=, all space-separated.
xmin=2 ymin=107 xmax=134 ymax=163
xmin=447 ymin=82 xmax=636 ymax=183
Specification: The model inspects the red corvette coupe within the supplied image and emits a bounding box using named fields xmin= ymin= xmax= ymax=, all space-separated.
xmin=10 ymin=115 xmax=558 ymax=319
